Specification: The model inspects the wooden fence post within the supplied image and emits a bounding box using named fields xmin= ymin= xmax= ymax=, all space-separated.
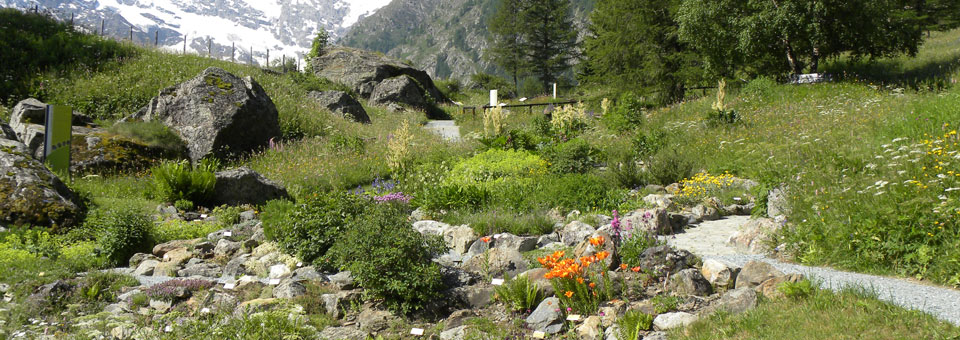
xmin=129 ymin=26 xmax=133 ymax=41
xmin=100 ymin=19 xmax=104 ymax=36
xmin=154 ymin=31 xmax=158 ymax=47
xmin=183 ymin=34 xmax=187 ymax=54
xmin=207 ymin=38 xmax=211 ymax=58
xmin=231 ymin=42 xmax=235 ymax=62
xmin=266 ymin=49 xmax=270 ymax=67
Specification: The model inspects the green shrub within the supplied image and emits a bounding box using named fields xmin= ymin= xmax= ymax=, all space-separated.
xmin=107 ymin=121 xmax=186 ymax=153
xmin=479 ymin=129 xmax=539 ymax=151
xmin=619 ymin=228 xmax=664 ymax=267
xmin=447 ymin=209 xmax=554 ymax=236
xmin=542 ymin=138 xmax=600 ymax=174
xmin=446 ymin=149 xmax=549 ymax=187
xmin=262 ymin=192 xmax=366 ymax=270
xmin=633 ymin=129 xmax=669 ymax=158
xmin=741 ymin=76 xmax=778 ymax=98
xmin=618 ymin=309 xmax=654 ymax=339
xmin=212 ymin=205 xmax=245 ymax=226
xmin=416 ymin=184 xmax=491 ymax=212
xmin=778 ymin=279 xmax=815 ymax=300
xmin=646 ymin=149 xmax=696 ymax=185
xmin=174 ymin=199 xmax=194 ymax=212
xmin=0 ymin=105 xmax=9 ymax=122
xmin=150 ymin=159 xmax=218 ymax=206
xmin=470 ymin=73 xmax=514 ymax=97
xmin=495 ymin=274 xmax=544 ymax=312
xmin=74 ymin=271 xmax=139 ymax=303
xmin=651 ymin=295 xmax=683 ymax=314
xmin=152 ymin=219 xmax=222 ymax=245
xmin=326 ymin=203 xmax=446 ymax=314
xmin=602 ymin=93 xmax=647 ymax=132
xmin=519 ymin=76 xmax=544 ymax=98
xmin=606 ymin=148 xmax=646 ymax=189
xmin=93 ymin=206 xmax=154 ymax=266
xmin=532 ymin=173 xmax=615 ymax=211
xmin=436 ymin=78 xmax=463 ymax=100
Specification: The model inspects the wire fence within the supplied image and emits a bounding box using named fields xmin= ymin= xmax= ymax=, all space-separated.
xmin=15 ymin=4 xmax=309 ymax=73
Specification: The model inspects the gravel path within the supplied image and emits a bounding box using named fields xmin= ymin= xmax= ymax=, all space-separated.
xmin=664 ymin=216 xmax=960 ymax=326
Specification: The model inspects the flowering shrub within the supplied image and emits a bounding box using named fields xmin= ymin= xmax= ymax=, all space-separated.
xmin=144 ymin=279 xmax=214 ymax=301
xmin=538 ymin=236 xmax=613 ymax=314
xmin=550 ymin=102 xmax=589 ymax=138
xmin=446 ymin=149 xmax=549 ymax=187
xmin=612 ymin=210 xmax=665 ymax=267
xmin=494 ymin=274 xmax=544 ymax=313
xmin=675 ymin=172 xmax=737 ymax=205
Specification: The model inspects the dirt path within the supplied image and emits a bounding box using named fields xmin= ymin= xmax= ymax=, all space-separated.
xmin=664 ymin=216 xmax=960 ymax=326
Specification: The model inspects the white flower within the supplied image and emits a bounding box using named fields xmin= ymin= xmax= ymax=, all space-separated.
xmin=938 ymin=174 xmax=948 ymax=179
xmin=939 ymin=195 xmax=948 ymax=200
xmin=874 ymin=191 xmax=885 ymax=196
xmin=897 ymin=171 xmax=907 ymax=175
xmin=892 ymin=137 xmax=908 ymax=143
xmin=875 ymin=180 xmax=889 ymax=188
xmin=866 ymin=163 xmax=877 ymax=169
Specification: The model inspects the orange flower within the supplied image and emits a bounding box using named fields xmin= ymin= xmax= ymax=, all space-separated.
xmin=589 ymin=282 xmax=596 ymax=289
xmin=595 ymin=251 xmax=610 ymax=261
xmin=631 ymin=266 xmax=641 ymax=273
xmin=577 ymin=277 xmax=585 ymax=284
xmin=552 ymin=250 xmax=566 ymax=259
xmin=481 ymin=236 xmax=492 ymax=243
xmin=589 ymin=236 xmax=605 ymax=246
xmin=620 ymin=264 xmax=628 ymax=270
xmin=565 ymin=291 xmax=574 ymax=298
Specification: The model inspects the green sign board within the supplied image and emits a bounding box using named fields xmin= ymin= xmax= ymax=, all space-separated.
xmin=44 ymin=105 xmax=72 ymax=173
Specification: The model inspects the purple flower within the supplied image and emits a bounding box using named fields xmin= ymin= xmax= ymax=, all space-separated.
xmin=373 ymin=192 xmax=413 ymax=204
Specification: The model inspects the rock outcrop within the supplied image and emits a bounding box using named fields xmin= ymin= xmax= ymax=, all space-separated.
xmin=307 ymin=91 xmax=370 ymax=123
xmin=310 ymin=47 xmax=446 ymax=110
xmin=0 ymin=131 xmax=81 ymax=230
xmin=211 ymin=167 xmax=290 ymax=206
xmin=130 ymin=67 xmax=281 ymax=161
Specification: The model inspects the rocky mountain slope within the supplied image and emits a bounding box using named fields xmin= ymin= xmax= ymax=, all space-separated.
xmin=0 ymin=0 xmax=390 ymax=65
xmin=339 ymin=0 xmax=595 ymax=82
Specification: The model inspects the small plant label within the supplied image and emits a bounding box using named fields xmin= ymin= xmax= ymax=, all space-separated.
xmin=223 ymin=231 xmax=233 ymax=237
xmin=269 ymin=279 xmax=281 ymax=285
xmin=566 ymin=314 xmax=581 ymax=321
xmin=200 ymin=214 xmax=208 ymax=219
xmin=223 ymin=283 xmax=236 ymax=290
xmin=409 ymin=328 xmax=424 ymax=336
xmin=200 ymin=308 xmax=211 ymax=314
xmin=733 ymin=197 xmax=742 ymax=201
xmin=297 ymin=262 xmax=303 ymax=267
xmin=164 ymin=325 xmax=173 ymax=333
xmin=532 ymin=331 xmax=546 ymax=338
xmin=491 ymin=278 xmax=505 ymax=285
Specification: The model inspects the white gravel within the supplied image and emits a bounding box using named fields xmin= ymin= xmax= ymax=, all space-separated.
xmin=666 ymin=216 xmax=960 ymax=326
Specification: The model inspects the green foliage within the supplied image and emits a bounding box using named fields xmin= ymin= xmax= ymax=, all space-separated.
xmin=601 ymin=93 xmax=648 ymax=132
xmin=677 ymin=0 xmax=923 ymax=77
xmin=651 ymin=295 xmax=683 ymax=314
xmin=585 ymin=0 xmax=694 ymax=104
xmin=741 ymin=76 xmax=778 ymax=98
xmin=91 ymin=206 xmax=154 ymax=266
xmin=174 ymin=199 xmax=194 ymax=212
xmin=619 ymin=230 xmax=664 ymax=267
xmin=447 ymin=209 xmax=555 ymax=236
xmin=516 ymin=0 xmax=579 ymax=92
xmin=533 ymin=173 xmax=615 ymax=211
xmin=262 ymin=192 xmax=366 ymax=270
xmin=705 ymin=108 xmax=741 ymax=126
xmin=151 ymin=219 xmax=222 ymax=245
xmin=169 ymin=309 xmax=319 ymax=339
xmin=150 ymin=159 xmax=218 ymax=206
xmin=416 ymin=184 xmax=491 ymax=212
xmin=606 ymin=148 xmax=646 ymax=189
xmin=485 ymin=0 xmax=527 ymax=95
xmin=494 ymin=274 xmax=544 ymax=312
xmin=211 ymin=205 xmax=245 ymax=226
xmin=618 ymin=309 xmax=654 ymax=339
xmin=306 ymin=30 xmax=330 ymax=64
xmin=479 ymin=129 xmax=539 ymax=151
xmin=778 ymin=279 xmax=815 ymax=301
xmin=106 ymin=121 xmax=186 ymax=154
xmin=542 ymin=138 xmax=600 ymax=174
xmin=0 ymin=8 xmax=136 ymax=104
xmin=470 ymin=73 xmax=514 ymax=96
xmin=446 ymin=149 xmax=549 ymax=187
xmin=74 ymin=272 xmax=139 ymax=303
xmin=646 ymin=149 xmax=695 ymax=185
xmin=326 ymin=203 xmax=446 ymax=314
xmin=435 ymin=78 xmax=464 ymax=101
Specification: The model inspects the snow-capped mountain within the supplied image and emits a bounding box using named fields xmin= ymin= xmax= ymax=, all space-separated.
xmin=1 ymin=0 xmax=391 ymax=66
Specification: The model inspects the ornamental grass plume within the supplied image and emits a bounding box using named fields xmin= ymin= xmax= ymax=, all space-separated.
xmin=483 ymin=106 xmax=508 ymax=137
xmin=387 ymin=120 xmax=413 ymax=174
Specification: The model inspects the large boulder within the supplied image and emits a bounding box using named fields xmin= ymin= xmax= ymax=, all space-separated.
xmin=310 ymin=47 xmax=446 ymax=104
xmin=211 ymin=167 xmax=290 ymax=206
xmin=728 ymin=217 xmax=784 ymax=254
xmin=130 ymin=67 xmax=281 ymax=161
xmin=370 ymin=76 xmax=429 ymax=109
xmin=0 ymin=134 xmax=81 ymax=230
xmin=307 ymin=91 xmax=370 ymax=123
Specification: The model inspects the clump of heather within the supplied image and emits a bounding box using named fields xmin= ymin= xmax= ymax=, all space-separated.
xmin=144 ymin=279 xmax=215 ymax=301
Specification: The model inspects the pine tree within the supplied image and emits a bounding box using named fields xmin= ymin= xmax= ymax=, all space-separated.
xmin=519 ymin=0 xmax=579 ymax=93
xmin=486 ymin=0 xmax=527 ymax=95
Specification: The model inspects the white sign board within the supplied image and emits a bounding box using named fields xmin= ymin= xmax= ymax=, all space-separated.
xmin=490 ymin=90 xmax=498 ymax=107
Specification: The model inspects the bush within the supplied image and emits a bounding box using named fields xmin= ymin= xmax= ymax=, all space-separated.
xmin=152 ymin=219 xmax=222 ymax=245
xmin=532 ymin=173 xmax=615 ymax=211
xmin=494 ymin=274 xmax=544 ymax=313
xmin=519 ymin=76 xmax=544 ymax=98
xmin=435 ymin=78 xmax=463 ymax=100
xmin=602 ymin=93 xmax=648 ymax=132
xmin=447 ymin=209 xmax=554 ymax=236
xmin=150 ymin=159 xmax=218 ymax=206
xmin=778 ymin=279 xmax=815 ymax=300
xmin=416 ymin=184 xmax=490 ymax=212
xmin=479 ymin=129 xmax=539 ymax=151
xmin=646 ymin=149 xmax=696 ymax=185
xmin=446 ymin=149 xmax=548 ymax=187
xmin=618 ymin=309 xmax=654 ymax=339
xmin=326 ymin=203 xmax=446 ymax=314
xmin=741 ymin=76 xmax=778 ymax=98
xmin=651 ymin=295 xmax=683 ymax=314
xmin=92 ymin=206 xmax=154 ymax=266
xmin=618 ymin=229 xmax=664 ymax=267
xmin=74 ymin=271 xmax=139 ymax=304
xmin=470 ymin=73 xmax=514 ymax=97
xmin=606 ymin=148 xmax=646 ymax=189
xmin=262 ymin=192 xmax=366 ymax=270
xmin=542 ymin=138 xmax=600 ymax=174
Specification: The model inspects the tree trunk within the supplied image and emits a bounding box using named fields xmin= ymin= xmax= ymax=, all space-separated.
xmin=783 ymin=39 xmax=802 ymax=75
xmin=810 ymin=47 xmax=821 ymax=73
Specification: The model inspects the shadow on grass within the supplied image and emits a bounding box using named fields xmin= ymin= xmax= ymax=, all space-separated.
xmin=822 ymin=55 xmax=960 ymax=91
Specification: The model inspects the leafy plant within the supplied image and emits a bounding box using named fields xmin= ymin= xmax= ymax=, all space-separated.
xmin=326 ymin=203 xmax=446 ymax=314
xmin=144 ymin=278 xmax=214 ymax=301
xmin=92 ymin=206 xmax=154 ymax=266
xmin=542 ymin=138 xmax=600 ymax=174
xmin=602 ymin=92 xmax=648 ymax=132
xmin=538 ymin=237 xmax=614 ymax=315
xmin=646 ymin=149 xmax=696 ymax=185
xmin=619 ymin=229 xmax=664 ymax=267
xmin=618 ymin=309 xmax=654 ymax=339
xmin=151 ymin=219 xmax=222 ymax=245
xmin=387 ymin=120 xmax=414 ymax=174
xmin=74 ymin=271 xmax=139 ymax=303
xmin=174 ymin=199 xmax=194 ymax=212
xmin=494 ymin=274 xmax=544 ymax=313
xmin=150 ymin=159 xmax=219 ymax=206
xmin=262 ymin=192 xmax=366 ymax=270
xmin=778 ymin=279 xmax=815 ymax=300
xmin=651 ymin=295 xmax=683 ymax=314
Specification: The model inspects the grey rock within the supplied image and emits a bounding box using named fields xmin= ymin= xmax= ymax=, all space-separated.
xmin=443 ymin=225 xmax=477 ymax=255
xmin=149 ymin=299 xmax=172 ymax=312
xmin=319 ymin=326 xmax=367 ymax=340
xmin=728 ymin=217 xmax=784 ymax=255
xmin=441 ymin=266 xmax=478 ymax=288
xmin=635 ymin=246 xmax=696 ymax=275
xmin=537 ymin=233 xmax=559 ymax=247
xmin=209 ymin=292 xmax=238 ymax=311
xmin=129 ymin=67 xmax=281 ymax=161
xmin=104 ymin=303 xmax=126 ymax=315
xmin=293 ymin=266 xmax=326 ymax=282
xmin=0 ymin=131 xmax=81 ymax=229
xmin=652 ymin=312 xmax=698 ymax=330
xmin=643 ymin=194 xmax=675 ymax=210
xmin=0 ymin=283 xmax=11 ymax=293
xmin=273 ymin=280 xmax=306 ymax=299
xmin=268 ymin=264 xmax=292 ymax=279
xmin=701 ymin=288 xmax=757 ymax=316
xmin=644 ymin=332 xmax=669 ymax=340
xmin=211 ymin=167 xmax=290 ymax=206
xmin=621 ymin=209 xmax=673 ymax=235
xmin=735 ymin=261 xmax=785 ymax=290
xmin=561 ymin=221 xmax=596 ymax=247
xmin=307 ymin=91 xmax=370 ymax=123
xmin=493 ymin=233 xmax=537 ymax=253
xmin=767 ymin=187 xmax=790 ymax=218
xmin=310 ymin=47 xmax=446 ymax=103
xmin=668 ymin=268 xmax=713 ymax=296
xmin=27 ymin=280 xmax=73 ymax=309
xmin=462 ymin=248 xmax=528 ymax=278
xmin=576 ymin=315 xmax=603 ymax=340
xmin=329 ymin=271 xmax=355 ymax=289
xmin=178 ymin=263 xmax=222 ymax=278
xmin=443 ymin=309 xmax=476 ymax=330
xmin=450 ymin=285 xmax=494 ymax=309
xmin=370 ymin=76 xmax=429 ymax=109
xmin=413 ymin=220 xmax=450 ymax=236
xmin=701 ymin=259 xmax=740 ymax=289
xmin=133 ymin=260 xmax=160 ymax=276
xmin=0 ymin=123 xmax=16 ymax=141
xmin=321 ymin=290 xmax=361 ymax=319
xmin=526 ymin=297 xmax=564 ymax=334
xmin=223 ymin=254 xmax=250 ymax=278
xmin=129 ymin=253 xmax=160 ymax=268
xmin=214 ymin=239 xmax=242 ymax=258
xmin=692 ymin=205 xmax=720 ymax=222
xmin=358 ymin=308 xmax=398 ymax=333
xmin=116 ymin=289 xmax=141 ymax=303
xmin=440 ymin=325 xmax=468 ymax=340
xmin=238 ymin=210 xmax=257 ymax=222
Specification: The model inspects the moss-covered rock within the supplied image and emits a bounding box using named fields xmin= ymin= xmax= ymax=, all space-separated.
xmin=71 ymin=128 xmax=186 ymax=174
xmin=0 ymin=136 xmax=81 ymax=231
